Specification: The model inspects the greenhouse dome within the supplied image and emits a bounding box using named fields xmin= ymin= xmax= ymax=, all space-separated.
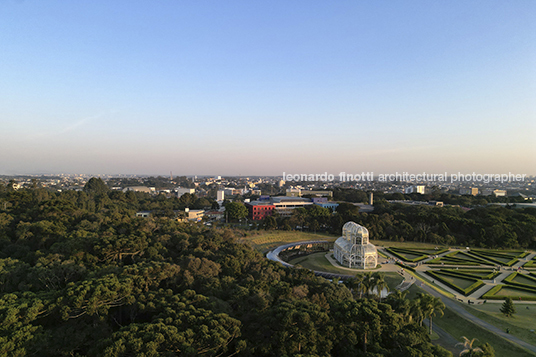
xmin=334 ymin=221 xmax=377 ymax=269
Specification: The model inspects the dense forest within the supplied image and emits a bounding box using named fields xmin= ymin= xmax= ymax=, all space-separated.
xmin=0 ymin=181 xmax=466 ymax=356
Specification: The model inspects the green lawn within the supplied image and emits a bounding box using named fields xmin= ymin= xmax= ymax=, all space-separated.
xmin=461 ymin=303 xmax=536 ymax=348
xmin=241 ymin=231 xmax=337 ymax=252
xmin=453 ymin=270 xmax=498 ymax=279
xmin=512 ymin=274 xmax=536 ymax=288
xmin=289 ymin=252 xmax=350 ymax=274
xmin=432 ymin=272 xmax=479 ymax=290
xmin=406 ymin=285 xmax=535 ymax=357
xmin=383 ymin=273 xmax=404 ymax=291
xmin=524 ymin=260 xmax=536 ymax=268
xmin=494 ymin=287 xmax=536 ymax=298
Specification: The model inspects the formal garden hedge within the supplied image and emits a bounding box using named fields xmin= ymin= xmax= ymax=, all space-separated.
xmin=481 ymin=284 xmax=536 ymax=301
xmin=469 ymin=250 xmax=519 ymax=267
xmin=425 ymin=270 xmax=484 ymax=296
xmin=426 ymin=251 xmax=488 ymax=266
xmin=458 ymin=251 xmax=500 ymax=265
xmin=385 ymin=248 xmax=428 ymax=263
xmin=409 ymin=248 xmax=449 ymax=255
xmin=472 ymin=250 xmax=527 ymax=258
xmin=395 ymin=261 xmax=416 ymax=272
xmin=426 ymin=256 xmax=480 ymax=266
xmin=518 ymin=251 xmax=531 ymax=259
xmin=440 ymin=269 xmax=500 ymax=281
xmin=503 ymin=272 xmax=536 ymax=290
xmin=523 ymin=259 xmax=536 ymax=269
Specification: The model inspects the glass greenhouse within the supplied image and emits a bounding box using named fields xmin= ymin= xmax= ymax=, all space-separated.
xmin=334 ymin=221 xmax=377 ymax=269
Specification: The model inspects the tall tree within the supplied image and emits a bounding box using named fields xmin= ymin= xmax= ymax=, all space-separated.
xmin=417 ymin=293 xmax=445 ymax=335
xmin=346 ymin=275 xmax=365 ymax=299
xmin=361 ymin=273 xmax=375 ymax=299
xmin=372 ymin=272 xmax=389 ymax=301
xmin=500 ymin=297 xmax=516 ymax=317
xmin=83 ymin=177 xmax=109 ymax=194
xmin=410 ymin=297 xmax=425 ymax=326
xmin=224 ymin=202 xmax=248 ymax=222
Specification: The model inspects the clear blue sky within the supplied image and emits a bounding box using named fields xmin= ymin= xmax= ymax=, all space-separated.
xmin=1 ymin=1 xmax=535 ymax=176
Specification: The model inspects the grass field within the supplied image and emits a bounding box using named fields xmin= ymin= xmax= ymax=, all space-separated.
xmin=289 ymin=252 xmax=350 ymax=274
xmin=240 ymin=231 xmax=337 ymax=252
xmin=406 ymin=285 xmax=535 ymax=357
xmin=461 ymin=303 xmax=536 ymax=348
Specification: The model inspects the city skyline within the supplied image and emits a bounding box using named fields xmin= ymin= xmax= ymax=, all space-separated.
xmin=1 ymin=1 xmax=535 ymax=176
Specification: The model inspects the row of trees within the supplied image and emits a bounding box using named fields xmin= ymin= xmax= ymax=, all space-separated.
xmin=250 ymin=200 xmax=536 ymax=249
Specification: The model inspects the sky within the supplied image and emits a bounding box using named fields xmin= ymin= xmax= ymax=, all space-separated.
xmin=1 ymin=0 xmax=535 ymax=176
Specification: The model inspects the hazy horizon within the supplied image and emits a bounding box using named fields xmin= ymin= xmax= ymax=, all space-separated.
xmin=1 ymin=1 xmax=535 ymax=176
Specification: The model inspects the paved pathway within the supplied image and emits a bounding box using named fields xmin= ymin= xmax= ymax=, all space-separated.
xmin=468 ymin=283 xmax=495 ymax=299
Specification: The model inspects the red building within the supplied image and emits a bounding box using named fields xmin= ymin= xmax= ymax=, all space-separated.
xmin=245 ymin=202 xmax=275 ymax=220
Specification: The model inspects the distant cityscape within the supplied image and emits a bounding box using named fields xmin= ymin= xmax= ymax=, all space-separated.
xmin=2 ymin=173 xmax=535 ymax=225
xmin=2 ymin=173 xmax=534 ymax=197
